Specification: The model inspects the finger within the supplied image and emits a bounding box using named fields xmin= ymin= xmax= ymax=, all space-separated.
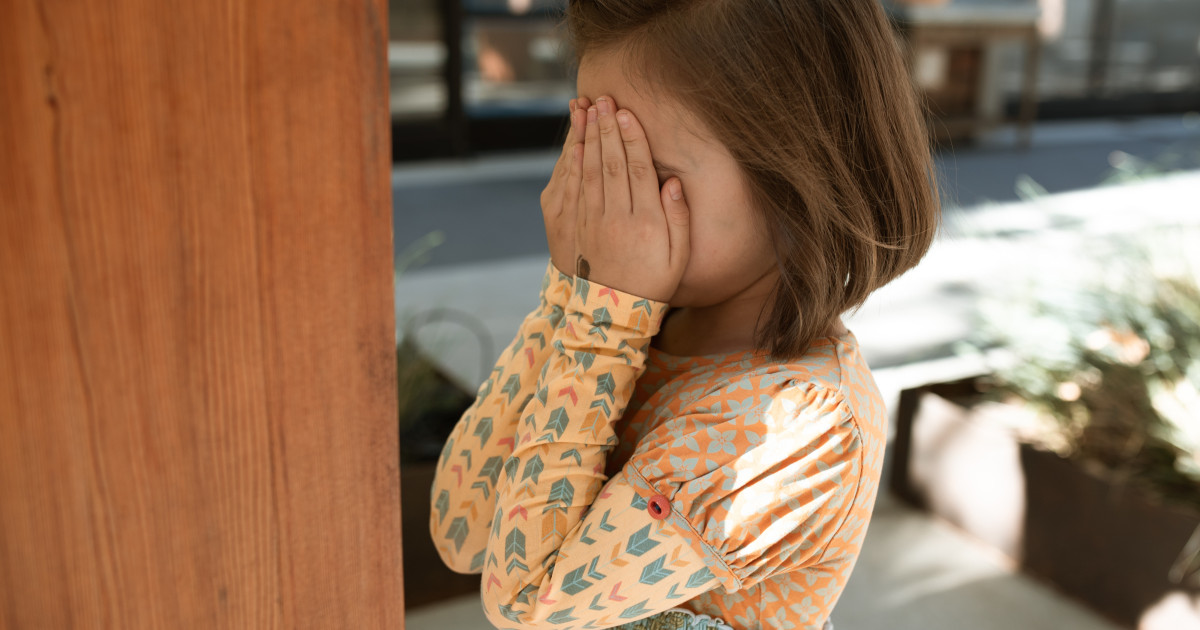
xmin=549 ymin=100 xmax=579 ymax=188
xmin=595 ymin=96 xmax=631 ymax=215
xmin=662 ymin=178 xmax=691 ymax=273
xmin=614 ymin=108 xmax=661 ymax=217
xmin=555 ymin=108 xmax=586 ymax=214
xmin=563 ymin=136 xmax=584 ymax=223
xmin=582 ymin=104 xmax=604 ymax=219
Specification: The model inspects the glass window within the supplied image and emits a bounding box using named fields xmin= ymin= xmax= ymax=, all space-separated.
xmin=390 ymin=0 xmax=447 ymax=121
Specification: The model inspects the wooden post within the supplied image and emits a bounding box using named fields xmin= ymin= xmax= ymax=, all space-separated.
xmin=0 ymin=0 xmax=403 ymax=627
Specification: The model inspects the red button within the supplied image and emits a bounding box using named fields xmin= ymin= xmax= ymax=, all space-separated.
xmin=647 ymin=494 xmax=671 ymax=520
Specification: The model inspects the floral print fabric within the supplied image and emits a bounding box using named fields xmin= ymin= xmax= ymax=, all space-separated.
xmin=430 ymin=260 xmax=886 ymax=630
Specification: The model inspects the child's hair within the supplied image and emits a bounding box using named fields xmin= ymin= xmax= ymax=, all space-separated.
xmin=562 ymin=0 xmax=942 ymax=360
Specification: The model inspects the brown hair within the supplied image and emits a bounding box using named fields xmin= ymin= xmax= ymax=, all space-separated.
xmin=561 ymin=0 xmax=942 ymax=360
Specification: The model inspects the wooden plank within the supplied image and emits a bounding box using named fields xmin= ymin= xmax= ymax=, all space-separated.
xmin=0 ymin=0 xmax=402 ymax=627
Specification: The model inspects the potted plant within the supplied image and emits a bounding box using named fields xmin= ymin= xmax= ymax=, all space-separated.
xmin=891 ymin=224 xmax=1200 ymax=628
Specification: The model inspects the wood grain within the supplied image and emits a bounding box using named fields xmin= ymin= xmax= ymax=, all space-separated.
xmin=0 ymin=0 xmax=402 ymax=627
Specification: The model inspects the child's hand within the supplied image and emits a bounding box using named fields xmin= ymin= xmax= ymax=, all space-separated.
xmin=540 ymin=97 xmax=591 ymax=277
xmin=575 ymin=96 xmax=690 ymax=303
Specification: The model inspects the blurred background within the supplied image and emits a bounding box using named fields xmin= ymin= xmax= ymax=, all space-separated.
xmin=392 ymin=1 xmax=1200 ymax=629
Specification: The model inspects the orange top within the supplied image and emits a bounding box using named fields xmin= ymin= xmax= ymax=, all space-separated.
xmin=430 ymin=260 xmax=887 ymax=630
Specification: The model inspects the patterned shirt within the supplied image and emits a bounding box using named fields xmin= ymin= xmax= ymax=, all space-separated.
xmin=430 ymin=260 xmax=888 ymax=630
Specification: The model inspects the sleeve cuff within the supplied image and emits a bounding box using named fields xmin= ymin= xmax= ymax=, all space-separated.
xmin=564 ymin=277 xmax=671 ymax=339
xmin=539 ymin=259 xmax=575 ymax=309
xmin=624 ymin=465 xmax=744 ymax=594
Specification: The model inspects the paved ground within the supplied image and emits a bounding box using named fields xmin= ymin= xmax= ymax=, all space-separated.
xmin=393 ymin=115 xmax=1200 ymax=629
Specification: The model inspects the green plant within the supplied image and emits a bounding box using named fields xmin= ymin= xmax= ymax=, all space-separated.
xmin=393 ymin=231 xmax=490 ymax=463
xmin=957 ymin=225 xmax=1200 ymax=587
xmin=960 ymin=228 xmax=1200 ymax=511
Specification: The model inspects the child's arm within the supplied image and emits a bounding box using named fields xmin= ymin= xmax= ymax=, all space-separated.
xmin=430 ymin=259 xmax=573 ymax=573
xmin=478 ymin=280 xmax=867 ymax=630
xmin=431 ymin=94 xmax=591 ymax=573
xmin=480 ymin=279 xmax=722 ymax=627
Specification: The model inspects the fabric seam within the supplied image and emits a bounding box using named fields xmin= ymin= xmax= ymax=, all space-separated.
xmin=626 ymin=464 xmax=745 ymax=592
xmin=812 ymin=408 xmax=865 ymax=568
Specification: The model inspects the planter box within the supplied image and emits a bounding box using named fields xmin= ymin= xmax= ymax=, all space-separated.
xmin=890 ymin=378 xmax=1200 ymax=629
xmin=401 ymin=461 xmax=482 ymax=609
xmin=397 ymin=344 xmax=481 ymax=609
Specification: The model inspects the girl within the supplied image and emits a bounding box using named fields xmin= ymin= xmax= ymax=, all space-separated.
xmin=430 ymin=1 xmax=940 ymax=629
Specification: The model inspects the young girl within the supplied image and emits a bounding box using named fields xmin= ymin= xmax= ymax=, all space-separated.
xmin=430 ymin=1 xmax=939 ymax=628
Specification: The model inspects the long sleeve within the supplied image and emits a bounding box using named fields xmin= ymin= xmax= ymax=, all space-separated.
xmin=480 ymin=282 xmax=868 ymax=630
xmin=481 ymin=279 xmax=727 ymax=629
xmin=431 ymin=259 xmax=574 ymax=573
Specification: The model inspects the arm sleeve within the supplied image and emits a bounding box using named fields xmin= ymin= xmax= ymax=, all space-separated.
xmin=478 ymin=279 xmax=866 ymax=630
xmin=481 ymin=278 xmax=731 ymax=629
xmin=620 ymin=381 xmax=865 ymax=594
xmin=430 ymin=259 xmax=574 ymax=573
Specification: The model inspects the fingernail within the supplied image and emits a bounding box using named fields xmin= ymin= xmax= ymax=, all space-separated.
xmin=596 ymin=97 xmax=610 ymax=116
xmin=670 ymin=180 xmax=682 ymax=200
xmin=587 ymin=106 xmax=597 ymax=125
xmin=617 ymin=111 xmax=630 ymax=129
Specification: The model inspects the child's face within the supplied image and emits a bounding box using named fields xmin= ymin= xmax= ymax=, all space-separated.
xmin=576 ymin=50 xmax=779 ymax=308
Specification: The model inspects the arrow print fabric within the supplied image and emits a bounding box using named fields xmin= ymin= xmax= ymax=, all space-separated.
xmin=431 ymin=260 xmax=888 ymax=630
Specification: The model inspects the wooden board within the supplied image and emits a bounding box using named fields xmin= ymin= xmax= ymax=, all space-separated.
xmin=0 ymin=0 xmax=403 ymax=627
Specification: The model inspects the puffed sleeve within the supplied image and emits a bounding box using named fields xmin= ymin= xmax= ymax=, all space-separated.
xmin=619 ymin=380 xmax=865 ymax=593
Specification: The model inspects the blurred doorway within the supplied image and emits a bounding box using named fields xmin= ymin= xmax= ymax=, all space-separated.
xmin=390 ymin=0 xmax=574 ymax=161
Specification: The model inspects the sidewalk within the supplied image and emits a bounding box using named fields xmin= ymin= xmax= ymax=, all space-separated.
xmin=394 ymin=116 xmax=1200 ymax=629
